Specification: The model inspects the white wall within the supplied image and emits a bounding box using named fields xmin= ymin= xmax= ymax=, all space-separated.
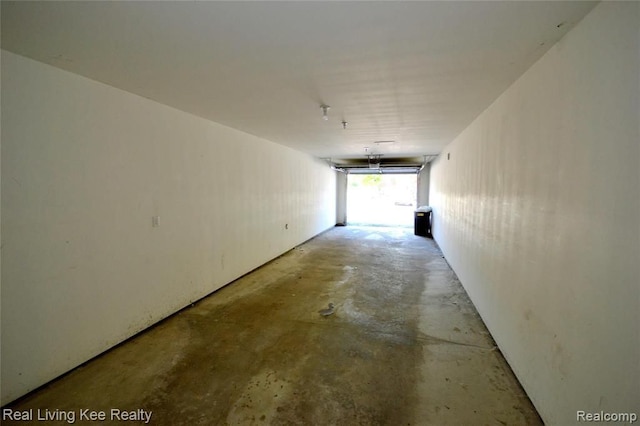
xmin=1 ymin=50 xmax=336 ymax=405
xmin=430 ymin=3 xmax=639 ymax=424
xmin=335 ymin=171 xmax=347 ymax=225
xmin=417 ymin=163 xmax=430 ymax=207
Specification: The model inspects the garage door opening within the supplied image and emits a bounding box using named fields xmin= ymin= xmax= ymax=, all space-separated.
xmin=346 ymin=173 xmax=417 ymax=227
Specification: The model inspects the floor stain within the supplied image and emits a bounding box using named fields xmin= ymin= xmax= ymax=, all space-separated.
xmin=3 ymin=226 xmax=542 ymax=425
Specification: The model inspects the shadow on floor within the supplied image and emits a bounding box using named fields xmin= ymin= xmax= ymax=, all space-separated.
xmin=3 ymin=226 xmax=542 ymax=425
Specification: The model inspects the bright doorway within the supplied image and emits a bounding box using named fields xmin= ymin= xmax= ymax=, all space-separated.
xmin=346 ymin=174 xmax=417 ymax=227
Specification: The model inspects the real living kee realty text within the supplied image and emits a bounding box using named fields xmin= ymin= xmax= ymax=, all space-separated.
xmin=3 ymin=408 xmax=153 ymax=424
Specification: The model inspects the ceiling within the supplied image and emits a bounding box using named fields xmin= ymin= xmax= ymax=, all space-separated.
xmin=1 ymin=1 xmax=597 ymax=166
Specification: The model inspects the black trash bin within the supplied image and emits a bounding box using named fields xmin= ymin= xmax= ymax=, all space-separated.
xmin=414 ymin=206 xmax=432 ymax=237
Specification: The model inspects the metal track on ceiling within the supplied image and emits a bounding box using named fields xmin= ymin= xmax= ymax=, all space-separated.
xmin=327 ymin=155 xmax=438 ymax=174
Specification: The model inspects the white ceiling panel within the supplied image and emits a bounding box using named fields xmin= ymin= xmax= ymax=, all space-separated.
xmin=1 ymin=1 xmax=597 ymax=161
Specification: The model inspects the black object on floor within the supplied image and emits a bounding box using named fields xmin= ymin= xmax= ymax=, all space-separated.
xmin=414 ymin=206 xmax=432 ymax=237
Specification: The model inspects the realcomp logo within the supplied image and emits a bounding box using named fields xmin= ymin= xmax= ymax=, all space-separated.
xmin=577 ymin=411 xmax=638 ymax=424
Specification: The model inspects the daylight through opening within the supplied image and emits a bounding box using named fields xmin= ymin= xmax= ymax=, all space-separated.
xmin=346 ymin=174 xmax=417 ymax=227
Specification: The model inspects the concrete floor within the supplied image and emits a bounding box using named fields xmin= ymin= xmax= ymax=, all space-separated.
xmin=4 ymin=226 xmax=542 ymax=425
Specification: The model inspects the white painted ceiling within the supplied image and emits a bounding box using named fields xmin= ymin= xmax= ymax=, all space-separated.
xmin=2 ymin=1 xmax=597 ymax=163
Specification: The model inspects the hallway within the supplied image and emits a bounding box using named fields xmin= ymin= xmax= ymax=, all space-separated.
xmin=4 ymin=226 xmax=541 ymax=425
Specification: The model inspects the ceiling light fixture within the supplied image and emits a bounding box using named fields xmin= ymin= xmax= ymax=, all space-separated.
xmin=320 ymin=105 xmax=330 ymax=121
xmin=342 ymin=120 xmax=348 ymax=129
